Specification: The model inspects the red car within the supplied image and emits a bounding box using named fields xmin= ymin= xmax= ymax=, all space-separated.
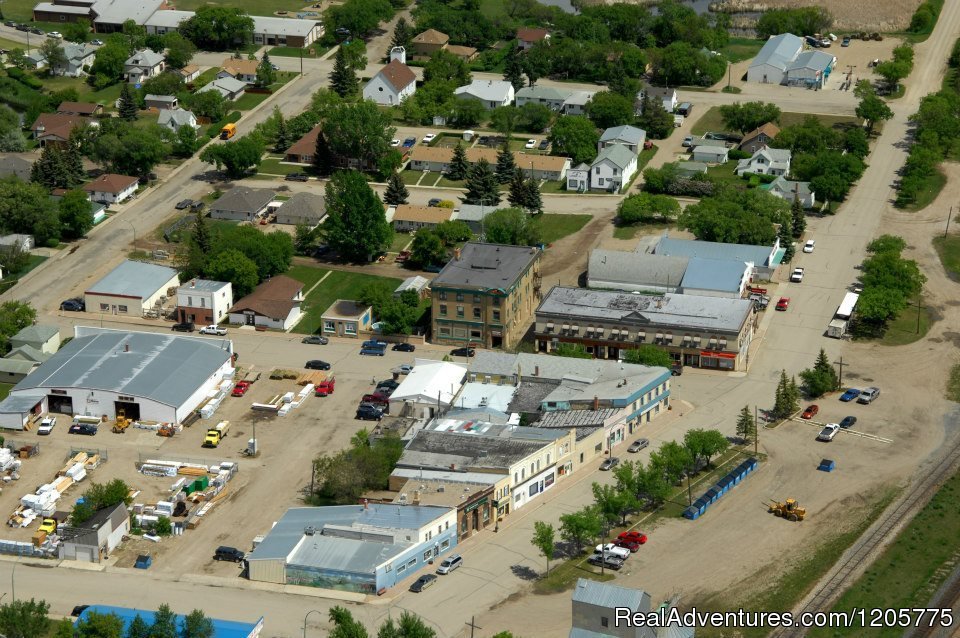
xmin=614 ymin=539 xmax=641 ymax=552
xmin=776 ymin=297 xmax=790 ymax=311
xmin=617 ymin=530 xmax=648 ymax=545
xmin=361 ymin=393 xmax=390 ymax=407
xmin=801 ymin=405 xmax=819 ymax=419
xmin=231 ymin=381 xmax=251 ymax=397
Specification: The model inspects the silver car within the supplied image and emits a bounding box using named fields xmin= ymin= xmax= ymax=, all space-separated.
xmin=436 ymin=554 xmax=462 ymax=574
xmin=857 ymin=387 xmax=880 ymax=404
xmin=627 ymin=439 xmax=649 ymax=453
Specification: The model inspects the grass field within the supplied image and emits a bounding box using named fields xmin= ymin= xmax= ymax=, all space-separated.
xmin=293 ymin=269 xmax=404 ymax=334
xmin=691 ymin=107 xmax=860 ymax=136
xmin=285 ymin=264 xmax=330 ymax=290
xmin=901 ymin=168 xmax=947 ymax=212
xmin=388 ymin=233 xmax=413 ymax=253
xmin=258 ymin=157 xmax=304 ymax=176
xmin=538 ymin=214 xmax=591 ymax=245
xmin=0 ymin=383 xmax=11 ymax=401
xmin=933 ymin=232 xmax=960 ymax=281
xmin=721 ymin=37 xmax=764 ymax=63
xmin=270 ymin=45 xmax=330 ymax=58
xmin=879 ymin=298 xmax=931 ymax=346
xmin=948 ymin=364 xmax=960 ymax=402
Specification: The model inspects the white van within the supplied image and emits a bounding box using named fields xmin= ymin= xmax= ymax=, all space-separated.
xmin=72 ymin=415 xmax=102 ymax=427
xmin=436 ymin=554 xmax=463 ymax=574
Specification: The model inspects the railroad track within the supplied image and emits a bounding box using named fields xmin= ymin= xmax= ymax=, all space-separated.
xmin=907 ymin=562 xmax=960 ymax=638
xmin=770 ymin=439 xmax=960 ymax=638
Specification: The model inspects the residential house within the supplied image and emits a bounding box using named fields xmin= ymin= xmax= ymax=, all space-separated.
xmin=446 ymin=45 xmax=478 ymax=62
xmin=454 ymin=80 xmax=515 ymax=109
xmin=391 ymin=204 xmax=453 ymax=232
xmin=320 ymin=300 xmax=373 ymax=339
xmin=362 ymin=58 xmax=416 ymax=106
xmin=275 ymin=192 xmax=325 ymax=227
xmin=51 ymin=42 xmax=97 ymax=77
xmin=33 ymin=113 xmax=97 ymax=146
xmin=0 ymin=156 xmax=35 ymax=182
xmin=284 ymin=125 xmax=322 ymax=164
xmin=196 ymin=76 xmax=246 ymax=101
xmin=410 ymin=29 xmax=449 ymax=58
xmin=408 ymin=146 xmax=570 ymax=180
xmin=590 ymin=144 xmax=637 ymax=192
xmin=144 ymin=94 xmax=177 ymax=110
xmin=84 ymin=260 xmax=180 ymax=316
xmin=516 ymin=85 xmax=570 ymax=111
xmin=81 ymin=173 xmax=138 ymax=204
xmin=394 ymin=276 xmax=430 ymax=300
xmin=637 ymin=86 xmax=678 ymax=115
xmin=739 ymin=122 xmax=780 ymax=153
xmin=250 ymin=15 xmax=323 ymax=47
xmin=785 ymin=50 xmax=836 ymax=88
xmin=228 ymin=275 xmax=304 ymax=330
xmin=735 ymin=146 xmax=791 ymax=176
xmin=598 ymin=125 xmax=646 ymax=154
xmin=124 ymin=49 xmax=165 ymax=84
xmin=431 ymin=243 xmax=542 ymax=350
xmin=58 ymin=503 xmax=130 ymax=563
xmin=569 ymin=578 xmax=695 ymax=638
xmin=451 ymin=202 xmax=507 ymax=233
xmin=566 ymin=164 xmax=589 ymax=192
xmin=22 ymin=53 xmax=46 ymax=70
xmin=0 ymin=358 xmax=40 ymax=384
xmin=746 ymin=33 xmax=804 ymax=84
xmin=516 ymin=27 xmax=550 ymax=50
xmin=691 ymin=145 xmax=729 ymax=164
xmin=764 ymin=176 xmax=815 ymax=208
xmin=561 ymin=90 xmax=595 ymax=116
xmin=10 ymin=325 xmax=60 ymax=356
xmin=156 ymin=108 xmax=198 ymax=132
xmin=57 ymin=101 xmax=102 ymax=116
xmin=177 ymin=64 xmax=200 ymax=82
xmin=208 ymin=186 xmax=274 ymax=222
xmin=218 ymin=58 xmax=259 ymax=84
xmin=176 ymin=278 xmax=233 ymax=325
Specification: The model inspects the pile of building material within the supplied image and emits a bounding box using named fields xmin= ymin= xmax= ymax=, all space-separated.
xmin=133 ymin=421 xmax=181 ymax=434
xmin=8 ymin=451 xmax=101 ymax=528
xmin=133 ymin=461 xmax=238 ymax=532
xmin=296 ymin=371 xmax=327 ymax=386
xmin=198 ymin=380 xmax=234 ymax=419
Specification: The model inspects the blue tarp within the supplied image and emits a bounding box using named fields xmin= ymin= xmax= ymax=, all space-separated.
xmin=76 ymin=606 xmax=263 ymax=638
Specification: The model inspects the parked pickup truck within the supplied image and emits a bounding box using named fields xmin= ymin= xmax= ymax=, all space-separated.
xmin=315 ymin=376 xmax=336 ymax=397
xmin=199 ymin=325 xmax=228 ymax=336
xmin=231 ymin=381 xmax=251 ymax=397
xmin=790 ymin=267 xmax=805 ymax=283
xmin=203 ymin=420 xmax=230 ymax=447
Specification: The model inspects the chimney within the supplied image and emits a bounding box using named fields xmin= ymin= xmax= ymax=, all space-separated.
xmin=413 ymin=490 xmax=421 ymax=505
xmin=390 ymin=46 xmax=406 ymax=64
xmin=454 ymin=248 xmax=461 ymax=261
xmin=124 ymin=344 xmax=130 ymax=353
xmin=190 ymin=279 xmax=196 ymax=288
xmin=593 ymin=396 xmax=599 ymax=410
xmin=363 ymin=498 xmax=368 ymax=509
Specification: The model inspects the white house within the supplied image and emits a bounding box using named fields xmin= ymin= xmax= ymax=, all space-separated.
xmin=196 ymin=76 xmax=247 ymax=101
xmin=124 ymin=49 xmax=165 ymax=84
xmin=692 ymin=145 xmax=729 ymax=164
xmin=765 ymin=176 xmax=815 ymax=208
xmin=51 ymin=42 xmax=97 ymax=77
xmin=566 ymin=163 xmax=590 ymax=192
xmin=636 ymin=86 xmax=677 ymax=115
xmin=454 ymin=80 xmax=515 ymax=109
xmin=23 ymin=53 xmax=46 ymax=70
xmin=157 ymin=108 xmax=198 ymax=132
xmin=84 ymin=261 xmax=180 ymax=316
xmin=590 ymin=145 xmax=637 ymax=192
xmin=144 ymin=94 xmax=177 ymax=110
xmin=218 ymin=58 xmax=259 ymax=84
xmin=362 ymin=57 xmax=416 ymax=106
xmin=81 ymin=173 xmax=139 ymax=204
xmin=598 ymin=125 xmax=646 ymax=154
xmin=736 ymin=146 xmax=791 ymax=176
xmin=176 ymin=279 xmax=233 ymax=325
xmin=228 ymin=275 xmax=304 ymax=331
xmin=747 ymin=33 xmax=804 ymax=85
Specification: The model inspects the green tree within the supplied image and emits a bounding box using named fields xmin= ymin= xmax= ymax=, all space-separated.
xmin=126 ymin=615 xmax=150 ymax=638
xmin=484 ymin=207 xmax=541 ymax=246
xmin=324 ymin=101 xmax=395 ymax=169
xmin=118 ymin=82 xmax=138 ymax=121
xmin=204 ymin=249 xmax=259 ymax=297
xmin=154 ymin=515 xmax=173 ymax=536
xmin=524 ymin=174 xmax=543 ymax=214
xmin=0 ymin=599 xmax=50 ymax=638
xmin=718 ymin=101 xmax=782 ymax=134
xmin=462 ymin=158 xmax=501 ymax=206
xmin=40 ymin=39 xmax=68 ymax=75
xmin=410 ymin=229 xmax=447 ymax=267
xmin=558 ymin=506 xmax=604 ymax=554
xmin=679 ymin=188 xmax=790 ymax=245
xmin=163 ymin=32 xmax=195 ymax=69
xmin=324 ymin=0 xmax=393 ymax=38
xmin=92 ymin=124 xmax=171 ymax=177
xmin=518 ymin=102 xmax=552 ymax=133
xmin=0 ymin=179 xmax=61 ymax=245
xmin=390 ymin=17 xmax=412 ymax=51
xmin=172 ymin=125 xmax=198 ymax=158
xmin=618 ymin=193 xmax=679 ymax=225
xmin=592 ymin=482 xmax=636 ymax=527
xmin=149 ymin=604 xmax=177 ymax=638
xmin=256 ymin=53 xmax=276 ymax=88
xmin=63 ymin=19 xmax=91 ymax=43
xmin=636 ymin=463 xmax=671 ymax=507
xmin=31 ymin=145 xmax=72 ymax=190
xmin=180 ymin=7 xmax=253 ymax=50
xmin=6 ymin=49 xmax=27 ymax=70
xmin=495 ymin=143 xmax=516 ymax=184
xmin=58 ymin=189 xmax=94 ymax=240
xmin=383 ymin=171 xmax=409 ymax=206
xmin=683 ymin=428 xmax=729 ymax=469
xmin=548 ymin=116 xmax=599 ymax=165
xmin=180 ymin=610 xmax=214 ymax=638
xmin=530 ymin=521 xmax=555 ymax=573
xmin=312 ymin=129 xmax=334 ymax=176
xmin=423 ymin=49 xmax=471 ymax=86
xmin=791 ymin=198 xmax=806 ymax=238
xmin=182 ymin=90 xmax=226 ymax=121
xmin=323 ymin=171 xmax=393 ymax=261
xmin=490 ymin=105 xmax=521 ymax=138
xmin=377 ymin=611 xmax=436 ymax=638
xmin=191 ymin=210 xmax=213 ymax=255
xmin=503 ymin=46 xmax=526 ymax=91
xmin=76 ymin=611 xmax=124 ymax=638
xmin=330 ymin=46 xmax=359 ymax=98
xmin=585 ymin=91 xmax=634 ymax=129
xmin=434 ymin=220 xmax=471 ymax=244
xmin=855 ymin=89 xmax=893 ymax=134
xmin=552 ymin=343 xmax=592 ymax=359
xmin=799 ymin=348 xmax=839 ymax=398
xmin=623 ymin=345 xmax=673 ymax=368
xmin=735 ymin=405 xmax=756 ymax=443
xmin=54 ymin=618 xmax=76 ymax=638
xmin=447 ymin=141 xmax=470 ymax=181
xmin=200 ymin=134 xmax=265 ymax=178
xmin=772 ymin=369 xmax=799 ymax=419
xmin=650 ymin=440 xmax=692 ymax=485
xmin=507 ymin=167 xmax=527 ymax=209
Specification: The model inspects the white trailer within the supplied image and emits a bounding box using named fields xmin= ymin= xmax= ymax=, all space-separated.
xmin=827 ymin=292 xmax=860 ymax=338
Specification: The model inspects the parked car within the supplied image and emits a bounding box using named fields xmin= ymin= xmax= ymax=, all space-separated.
xmin=402 ymin=137 xmax=416 ymax=148
xmin=588 ymin=554 xmax=625 ymax=570
xmin=525 ymin=139 xmax=537 ymax=149
xmin=231 ymin=381 xmax=251 ymax=397
xmin=614 ymin=539 xmax=641 ymax=552
xmin=38 ymin=517 xmax=57 ymax=533
xmin=436 ymin=553 xmax=463 ymax=574
xmin=90 ymin=39 xmax=103 ymax=45
xmin=538 ymin=139 xmax=549 ymax=150
xmin=594 ymin=543 xmax=631 ymax=560
xmin=451 ymin=347 xmax=475 ymax=357
xmin=390 ymin=139 xmax=401 ymax=147
xmin=801 ymin=405 xmax=819 ymax=419
xmin=817 ymin=423 xmax=840 ymax=442
xmin=69 ymin=424 xmax=97 ymax=436
xmin=199 ymin=325 xmax=227 ymax=335
xmin=214 ymin=546 xmax=245 ymax=562
xmin=175 ymin=199 xmax=193 ymax=210
xmin=60 ymin=298 xmax=85 ymax=311
xmin=356 ymin=403 xmax=384 ymax=421
xmin=71 ymin=606 xmax=89 ymax=617
xmin=427 ymin=198 xmax=442 ymax=207
xmin=191 ymin=201 xmax=205 ymax=212
xmin=377 ymin=379 xmax=400 ymax=392
xmin=842 ymin=36 xmax=851 ymax=47
xmin=171 ymin=322 xmax=195 ymax=332
xmin=682 ymin=136 xmax=694 ymax=147
xmin=302 ymin=335 xmax=329 ymax=345
xmin=285 ymin=173 xmax=309 ymax=182
xmin=803 ymin=239 xmax=816 ymax=253
xmin=30 ymin=27 xmax=43 ymax=35
xmin=858 ymin=387 xmax=880 ymax=404
xmin=47 ymin=31 xmax=62 ymax=38
xmin=394 ymin=364 xmax=414 ymax=375
xmin=840 ymin=388 xmax=861 ymax=402
xmin=599 ymin=457 xmax=619 ymax=471
xmin=617 ymin=530 xmax=648 ymax=544
xmin=305 ymin=360 xmax=331 ymax=370
xmin=37 ymin=417 xmax=57 ymax=435
xmin=627 ymin=438 xmax=649 ymax=453
xmin=422 ymin=133 xmax=436 ymax=143
xmin=392 ymin=343 xmax=415 ymax=352
xmin=409 ymin=574 xmax=437 ymax=592
xmin=4 ymin=20 xmax=15 ymax=27
xmin=676 ymin=102 xmax=693 ymax=116
xmin=776 ymin=297 xmax=790 ymax=311
xmin=15 ymin=24 xmax=28 ymax=32
xmin=839 ymin=416 xmax=857 ymax=429
xmin=359 ymin=347 xmax=386 ymax=356
xmin=790 ymin=267 xmax=805 ymax=283
xmin=361 ymin=393 xmax=390 ymax=407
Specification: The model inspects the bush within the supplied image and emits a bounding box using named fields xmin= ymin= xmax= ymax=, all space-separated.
xmin=6 ymin=68 xmax=43 ymax=90
xmin=728 ymin=149 xmax=751 ymax=160
xmin=908 ymin=0 xmax=942 ymax=34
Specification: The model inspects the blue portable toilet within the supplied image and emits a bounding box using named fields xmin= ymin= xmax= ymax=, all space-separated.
xmin=818 ymin=458 xmax=836 ymax=472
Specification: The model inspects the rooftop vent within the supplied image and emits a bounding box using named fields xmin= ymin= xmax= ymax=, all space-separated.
xmin=304 ymin=526 xmax=316 ymax=536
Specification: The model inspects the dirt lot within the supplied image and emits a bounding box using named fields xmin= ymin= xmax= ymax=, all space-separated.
xmin=717 ymin=0 xmax=923 ymax=32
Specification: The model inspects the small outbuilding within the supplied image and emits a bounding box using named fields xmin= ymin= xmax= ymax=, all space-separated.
xmin=275 ymin=192 xmax=326 ymax=227
xmin=691 ymin=145 xmax=730 ymax=164
xmin=84 ymin=260 xmax=180 ymax=316
xmin=228 ymin=275 xmax=304 ymax=331
xmin=58 ymin=503 xmax=130 ymax=562
xmin=321 ymin=300 xmax=373 ymax=338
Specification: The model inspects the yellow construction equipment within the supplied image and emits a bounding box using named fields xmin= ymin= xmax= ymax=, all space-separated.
xmin=112 ymin=409 xmax=131 ymax=433
xmin=157 ymin=424 xmax=175 ymax=437
xmin=769 ymin=499 xmax=806 ymax=521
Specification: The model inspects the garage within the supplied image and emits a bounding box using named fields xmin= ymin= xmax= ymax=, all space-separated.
xmin=114 ymin=400 xmax=140 ymax=421
xmin=47 ymin=393 xmax=73 ymax=415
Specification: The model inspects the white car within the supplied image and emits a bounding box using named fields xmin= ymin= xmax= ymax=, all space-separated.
xmin=803 ymin=239 xmax=815 ymax=253
xmin=422 ymin=133 xmax=436 ymax=143
xmin=199 ymin=325 xmax=228 ymax=336
xmin=47 ymin=31 xmax=62 ymax=38
xmin=817 ymin=423 xmax=840 ymax=442
xmin=790 ymin=267 xmax=805 ymax=283
xmin=525 ymin=139 xmax=537 ymax=149
xmin=594 ymin=544 xmax=631 ymax=560
xmin=390 ymin=139 xmax=401 ymax=147
xmin=90 ymin=39 xmax=104 ymax=45
xmin=394 ymin=364 xmax=414 ymax=375
xmin=38 ymin=417 xmax=56 ymax=435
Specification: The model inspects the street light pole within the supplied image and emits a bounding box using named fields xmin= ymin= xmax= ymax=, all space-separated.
xmin=125 ymin=219 xmax=137 ymax=250
xmin=302 ymin=610 xmax=324 ymax=638
xmin=12 ymin=559 xmax=18 ymax=602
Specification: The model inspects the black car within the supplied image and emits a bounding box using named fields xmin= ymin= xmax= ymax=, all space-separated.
xmin=377 ymin=379 xmax=400 ymax=391
xmin=71 ymin=605 xmax=89 ymax=617
xmin=538 ymin=139 xmax=549 ymax=150
xmin=305 ymin=360 xmax=331 ymax=370
xmin=302 ymin=335 xmax=329 ymax=345
xmin=839 ymin=416 xmax=857 ymax=429
xmin=175 ymin=199 xmax=193 ymax=210
xmin=356 ymin=403 xmax=384 ymax=421
xmin=4 ymin=20 xmax=16 ymax=27
xmin=15 ymin=24 xmax=28 ymax=31
xmin=69 ymin=424 xmax=97 ymax=436
xmin=451 ymin=347 xmax=475 ymax=357
xmin=60 ymin=298 xmax=85 ymax=311
xmin=427 ymin=198 xmax=442 ymax=207
xmin=171 ymin=322 xmax=195 ymax=332
xmin=214 ymin=546 xmax=245 ymax=562
xmin=285 ymin=173 xmax=309 ymax=182
xmin=392 ymin=343 xmax=416 ymax=352
xmin=335 ymin=27 xmax=351 ymax=36
xmin=409 ymin=574 xmax=437 ymax=592
xmin=30 ymin=27 xmax=43 ymax=35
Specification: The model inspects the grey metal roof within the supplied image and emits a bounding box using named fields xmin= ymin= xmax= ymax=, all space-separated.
xmin=588 ymin=249 xmax=688 ymax=290
xmin=12 ymin=325 xmax=58 ymax=344
xmin=277 ymin=192 xmax=325 ymax=221
xmin=453 ymin=203 xmax=507 ymax=222
xmin=157 ymin=109 xmax=195 ymax=127
xmin=454 ymin=80 xmax=513 ymax=102
xmin=432 ymin=243 xmax=540 ymax=291
xmin=750 ymin=33 xmax=803 ymax=71
xmin=593 ymin=143 xmax=635 ymax=170
xmin=145 ymin=94 xmax=176 ymax=103
xmin=251 ymin=15 xmax=321 ymax=37
xmin=545 ymin=368 xmax=666 ymax=403
xmin=536 ymin=408 xmax=621 ymax=428
xmin=34 ymin=2 xmax=89 ymax=14
xmin=516 ymin=85 xmax=572 ymax=101
xmin=568 ymin=628 xmax=612 ymax=638
xmin=572 ymin=578 xmax=650 ymax=611
xmin=390 ymin=468 xmax=505 ymax=485
xmin=210 ymin=186 xmax=275 ymax=214
xmin=599 ymin=125 xmax=645 ymax=146
xmin=142 ymin=9 xmax=193 ymax=28
xmin=85 ymin=260 xmax=178 ymax=299
xmin=536 ymin=286 xmax=753 ymax=334
xmin=789 ymin=50 xmax=835 ymax=72
xmin=62 ymin=43 xmax=96 ymax=62
xmin=94 ymin=0 xmax=163 ymax=25
xmin=679 ymin=257 xmax=748 ymax=293
xmin=287 ymin=534 xmax=411 ymax=574
xmin=124 ymin=48 xmax=164 ymax=68
xmin=471 ymin=352 xmax=667 ymax=385
xmin=11 ymin=329 xmax=232 ymax=408
xmin=395 ymin=276 xmax=429 ymax=294
xmin=400 ymin=430 xmax=547 ymax=471
xmin=654 ymin=236 xmax=776 ymax=268
xmin=453 ymin=381 xmax=517 ymax=412
xmin=444 ymin=406 xmax=512 ymax=423
xmin=198 ymin=77 xmax=247 ymax=97
xmin=766 ymin=176 xmax=811 ymax=199
xmin=563 ymin=91 xmax=595 ymax=106
xmin=0 ymin=393 xmax=44 ymax=414
xmin=676 ymin=161 xmax=708 ymax=174
xmin=178 ymin=279 xmax=229 ymax=294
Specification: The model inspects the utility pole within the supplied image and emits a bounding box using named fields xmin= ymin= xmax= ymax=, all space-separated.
xmin=833 ymin=356 xmax=846 ymax=388
xmin=686 ymin=467 xmax=692 ymax=505
xmin=945 ymin=206 xmax=953 ymax=238
xmin=916 ymin=292 xmax=922 ymax=334
xmin=466 ymin=616 xmax=481 ymax=638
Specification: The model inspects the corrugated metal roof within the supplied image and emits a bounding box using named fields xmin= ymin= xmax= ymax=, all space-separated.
xmin=536 ymin=408 xmax=621 ymax=428
xmin=453 ymin=381 xmax=517 ymax=412
xmin=0 ymin=393 xmax=44 ymax=414
xmin=572 ymin=578 xmax=649 ymax=611
xmin=588 ymin=249 xmax=688 ymax=290
xmin=85 ymin=260 xmax=178 ymax=299
xmin=788 ymin=50 xmax=835 ymax=72
xmin=654 ymin=237 xmax=775 ymax=268
xmin=76 ymin=605 xmax=260 ymax=638
xmin=470 ymin=352 xmax=665 ymax=385
xmin=679 ymin=257 xmax=748 ymax=293
xmin=390 ymin=361 xmax=467 ymax=405
xmin=455 ymin=80 xmax=514 ymax=102
xmin=750 ymin=33 xmax=803 ymax=71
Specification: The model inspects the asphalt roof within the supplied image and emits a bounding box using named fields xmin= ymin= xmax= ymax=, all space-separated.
xmin=211 ymin=186 xmax=275 ymax=214
xmin=516 ymin=85 xmax=573 ymax=101
xmin=455 ymin=80 xmax=514 ymax=102
xmin=679 ymin=257 xmax=748 ymax=293
xmin=85 ymin=260 xmax=178 ymax=299
xmin=76 ymin=606 xmax=260 ymax=638
xmin=599 ymin=125 xmax=645 ymax=145
xmin=124 ymin=48 xmax=164 ymax=68
xmin=653 ymin=237 xmax=776 ymax=268
xmin=750 ymin=33 xmax=803 ymax=71
xmin=400 ymin=430 xmax=547 ymax=470
xmin=765 ymin=176 xmax=812 ymax=199
xmin=453 ymin=203 xmax=507 ymax=222
xmin=11 ymin=329 xmax=232 ymax=408
xmin=789 ymin=50 xmax=835 ymax=72
xmin=12 ymin=325 xmax=58 ymax=344
xmin=277 ymin=191 xmax=326 ymax=221
xmin=588 ymin=249 xmax=688 ymax=290
xmin=432 ymin=243 xmax=540 ymax=291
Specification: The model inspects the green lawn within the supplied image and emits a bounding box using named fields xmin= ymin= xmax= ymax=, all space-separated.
xmin=901 ymin=168 xmax=946 ymax=211
xmin=193 ymin=68 xmax=218 ymax=89
xmin=389 ymin=233 xmax=413 ymax=253
xmin=0 ymin=383 xmax=12 ymax=401
xmin=257 ymin=157 xmax=304 ymax=176
xmin=400 ymin=169 xmax=428 ymax=186
xmin=705 ymin=161 xmax=746 ymax=189
xmin=636 ymin=145 xmax=657 ymax=172
xmin=933 ymin=232 xmax=960 ymax=281
xmin=270 ymin=45 xmax=330 ymax=58
xmin=232 ymin=75 xmax=296 ymax=110
xmin=948 ymin=364 xmax=960 ymax=402
xmin=613 ymin=220 xmax=674 ymax=241
xmin=294 ymin=269 xmax=404 ymax=334
xmin=0 ymin=254 xmax=49 ymax=293
xmin=539 ymin=181 xmax=567 ymax=194
xmin=720 ymin=37 xmax=764 ymax=63
xmin=538 ymin=214 xmax=591 ymax=244
xmin=173 ymin=0 xmax=308 ymax=16
xmin=286 ymin=264 xmax=330 ymax=290
xmin=691 ymin=107 xmax=861 ymax=136
xmin=879 ymin=298 xmax=931 ymax=346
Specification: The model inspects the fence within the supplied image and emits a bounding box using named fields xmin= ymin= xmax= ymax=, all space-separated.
xmin=67 ymin=447 xmax=108 ymax=463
